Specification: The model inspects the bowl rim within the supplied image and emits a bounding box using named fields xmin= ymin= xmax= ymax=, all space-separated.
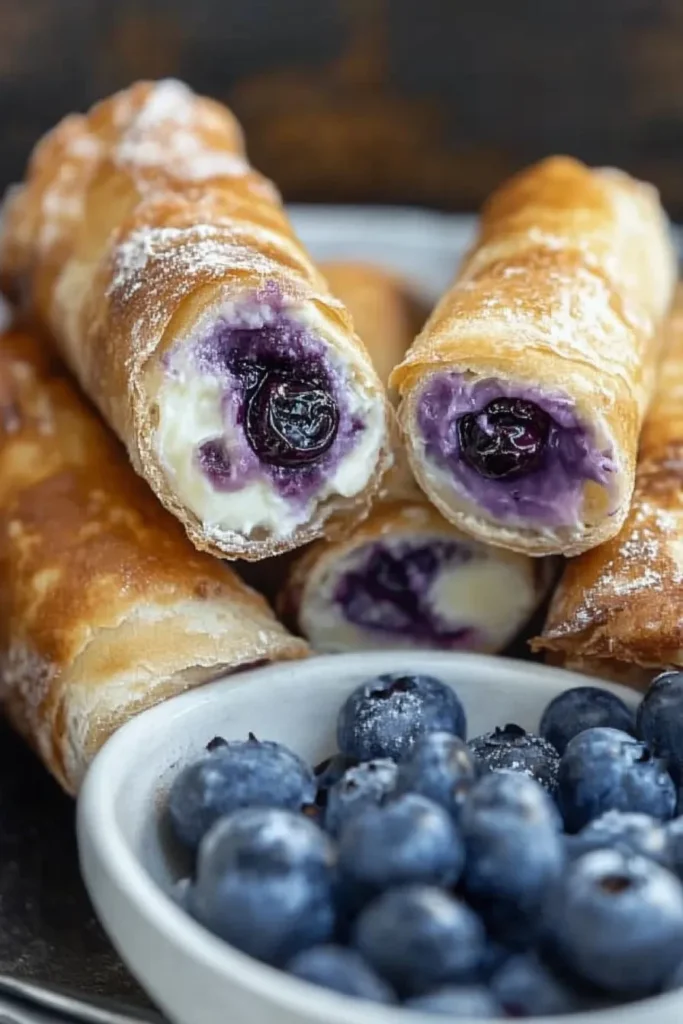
xmin=77 ymin=650 xmax=682 ymax=1024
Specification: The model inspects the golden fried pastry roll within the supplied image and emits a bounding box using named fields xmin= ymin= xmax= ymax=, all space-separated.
xmin=533 ymin=290 xmax=683 ymax=684
xmin=0 ymin=326 xmax=308 ymax=794
xmin=390 ymin=157 xmax=676 ymax=557
xmin=281 ymin=262 xmax=552 ymax=654
xmin=0 ymin=80 xmax=391 ymax=560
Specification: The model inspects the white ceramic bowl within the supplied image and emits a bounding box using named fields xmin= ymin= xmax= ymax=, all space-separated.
xmin=77 ymin=652 xmax=683 ymax=1024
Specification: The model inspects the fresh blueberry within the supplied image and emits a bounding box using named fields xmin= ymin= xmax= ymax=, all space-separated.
xmin=167 ymin=737 xmax=316 ymax=851
xmin=287 ymin=945 xmax=395 ymax=1003
xmin=665 ymin=959 xmax=683 ymax=991
xmin=191 ymin=806 xmax=335 ymax=879
xmin=557 ymin=727 xmax=676 ymax=833
xmin=354 ymin=886 xmax=486 ymax=997
xmin=394 ymin=731 xmax=478 ymax=819
xmin=540 ymin=685 xmax=636 ymax=755
xmin=665 ymin=817 xmax=683 ymax=879
xmin=468 ymin=724 xmax=560 ymax=794
xmin=404 ymin=985 xmax=502 ymax=1017
xmin=325 ymin=759 xmax=397 ymax=837
xmin=171 ymin=877 xmax=192 ymax=911
xmin=314 ymin=754 xmax=356 ymax=808
xmin=457 ymin=397 xmax=550 ymax=480
xmin=477 ymin=941 xmax=513 ymax=982
xmin=245 ymin=372 xmax=339 ymax=467
xmin=567 ymin=811 xmax=672 ymax=867
xmin=459 ymin=772 xmax=564 ymax=945
xmin=491 ymin=953 xmax=591 ymax=1016
xmin=337 ymin=673 xmax=466 ymax=762
xmin=338 ymin=793 xmax=464 ymax=903
xmin=638 ymin=670 xmax=683 ymax=781
xmin=189 ymin=809 xmax=335 ymax=965
xmin=546 ymin=849 xmax=683 ymax=995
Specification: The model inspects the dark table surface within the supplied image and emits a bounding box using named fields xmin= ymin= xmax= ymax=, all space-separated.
xmin=0 ymin=719 xmax=148 ymax=1008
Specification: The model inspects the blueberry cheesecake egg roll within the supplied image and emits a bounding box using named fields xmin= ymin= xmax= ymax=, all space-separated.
xmin=533 ymin=291 xmax=683 ymax=685
xmin=0 ymin=80 xmax=391 ymax=560
xmin=0 ymin=326 xmax=308 ymax=794
xmin=280 ymin=262 xmax=553 ymax=654
xmin=391 ymin=156 xmax=677 ymax=557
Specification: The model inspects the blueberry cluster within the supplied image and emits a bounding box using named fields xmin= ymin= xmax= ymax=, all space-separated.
xmin=166 ymin=670 xmax=683 ymax=1017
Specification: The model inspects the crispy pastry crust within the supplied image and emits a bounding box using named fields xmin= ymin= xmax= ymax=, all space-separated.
xmin=282 ymin=262 xmax=549 ymax=648
xmin=390 ymin=157 xmax=677 ymax=557
xmin=0 ymin=81 xmax=391 ymax=559
xmin=533 ymin=291 xmax=683 ymax=685
xmin=0 ymin=326 xmax=308 ymax=794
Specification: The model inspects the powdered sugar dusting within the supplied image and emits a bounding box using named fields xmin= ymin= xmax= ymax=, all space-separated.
xmin=554 ymin=498 xmax=683 ymax=637
xmin=108 ymin=224 xmax=290 ymax=303
xmin=115 ymin=79 xmax=248 ymax=182
xmin=37 ymin=130 xmax=104 ymax=252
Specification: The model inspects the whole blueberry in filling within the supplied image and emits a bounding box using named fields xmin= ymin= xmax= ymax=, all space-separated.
xmin=245 ymin=372 xmax=339 ymax=467
xmin=457 ymin=398 xmax=550 ymax=480
xmin=416 ymin=374 xmax=617 ymax=528
xmin=189 ymin=305 xmax=370 ymax=507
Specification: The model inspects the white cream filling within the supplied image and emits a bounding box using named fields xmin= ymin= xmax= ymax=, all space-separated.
xmin=300 ymin=532 xmax=541 ymax=654
xmin=150 ymin=299 xmax=385 ymax=540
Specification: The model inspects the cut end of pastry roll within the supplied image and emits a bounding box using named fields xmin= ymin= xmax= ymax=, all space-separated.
xmin=391 ymin=156 xmax=677 ymax=557
xmin=401 ymin=364 xmax=622 ymax=556
xmin=0 ymin=81 xmax=393 ymax=560
xmin=281 ymin=500 xmax=553 ymax=655
xmin=143 ymin=280 xmax=390 ymax=557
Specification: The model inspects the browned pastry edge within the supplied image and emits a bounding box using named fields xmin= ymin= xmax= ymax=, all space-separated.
xmin=389 ymin=156 xmax=677 ymax=557
xmin=0 ymin=323 xmax=308 ymax=793
xmin=533 ymin=291 xmax=683 ymax=681
xmin=0 ymin=80 xmax=392 ymax=561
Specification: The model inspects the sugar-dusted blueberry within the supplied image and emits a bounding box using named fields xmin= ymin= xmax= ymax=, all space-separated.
xmin=459 ymin=772 xmax=564 ymax=945
xmin=325 ymin=759 xmax=397 ymax=837
xmin=468 ymin=724 xmax=560 ymax=794
xmin=192 ymin=806 xmax=335 ymax=879
xmin=405 ymin=985 xmax=502 ymax=1017
xmin=491 ymin=953 xmax=592 ymax=1017
xmin=338 ymin=793 xmax=464 ymax=903
xmin=540 ymin=685 xmax=636 ymax=755
xmin=557 ymin=727 xmax=676 ymax=833
xmin=287 ymin=945 xmax=395 ymax=1003
xmin=665 ymin=816 xmax=683 ymax=879
xmin=567 ymin=811 xmax=672 ymax=867
xmin=457 ymin=397 xmax=550 ymax=480
xmin=637 ymin=670 xmax=683 ymax=781
xmin=167 ymin=737 xmax=316 ymax=851
xmin=354 ymin=886 xmax=486 ymax=997
xmin=545 ymin=849 xmax=683 ymax=995
xmin=394 ymin=731 xmax=478 ymax=820
xmin=337 ymin=673 xmax=466 ymax=762
xmin=189 ymin=809 xmax=335 ymax=965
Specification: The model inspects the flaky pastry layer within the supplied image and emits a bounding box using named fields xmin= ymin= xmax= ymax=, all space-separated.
xmin=390 ymin=157 xmax=677 ymax=557
xmin=533 ymin=290 xmax=683 ymax=684
xmin=0 ymin=327 xmax=308 ymax=793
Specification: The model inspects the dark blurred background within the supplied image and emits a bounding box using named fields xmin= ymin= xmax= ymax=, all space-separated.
xmin=2 ymin=0 xmax=683 ymax=213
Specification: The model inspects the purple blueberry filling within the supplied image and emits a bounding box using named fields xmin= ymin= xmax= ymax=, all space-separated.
xmin=417 ymin=374 xmax=617 ymax=527
xmin=334 ymin=539 xmax=477 ymax=649
xmin=190 ymin=291 xmax=363 ymax=502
